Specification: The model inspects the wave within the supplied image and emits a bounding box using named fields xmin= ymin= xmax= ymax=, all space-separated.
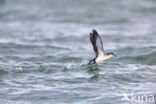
xmin=118 ymin=51 xmax=156 ymax=65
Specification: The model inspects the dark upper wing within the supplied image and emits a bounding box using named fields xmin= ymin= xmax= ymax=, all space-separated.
xmin=90 ymin=29 xmax=104 ymax=57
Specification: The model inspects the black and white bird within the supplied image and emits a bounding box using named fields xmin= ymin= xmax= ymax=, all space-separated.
xmin=89 ymin=29 xmax=116 ymax=64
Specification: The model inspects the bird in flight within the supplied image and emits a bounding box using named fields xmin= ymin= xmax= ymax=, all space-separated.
xmin=89 ymin=29 xmax=116 ymax=64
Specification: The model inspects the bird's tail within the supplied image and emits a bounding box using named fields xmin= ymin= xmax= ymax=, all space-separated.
xmin=88 ymin=58 xmax=96 ymax=64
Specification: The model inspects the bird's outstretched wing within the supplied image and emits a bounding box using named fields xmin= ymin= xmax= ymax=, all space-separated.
xmin=90 ymin=29 xmax=104 ymax=57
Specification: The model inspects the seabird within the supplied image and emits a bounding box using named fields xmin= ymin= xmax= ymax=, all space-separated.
xmin=89 ymin=29 xmax=116 ymax=64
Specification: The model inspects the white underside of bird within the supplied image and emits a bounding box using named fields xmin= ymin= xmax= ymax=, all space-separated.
xmin=95 ymin=54 xmax=114 ymax=63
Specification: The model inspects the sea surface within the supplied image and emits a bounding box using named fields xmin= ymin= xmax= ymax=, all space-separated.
xmin=0 ymin=0 xmax=156 ymax=104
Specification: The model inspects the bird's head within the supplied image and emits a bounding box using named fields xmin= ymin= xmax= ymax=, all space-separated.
xmin=106 ymin=52 xmax=116 ymax=58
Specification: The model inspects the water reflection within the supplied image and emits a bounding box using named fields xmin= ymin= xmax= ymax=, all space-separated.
xmin=87 ymin=65 xmax=105 ymax=81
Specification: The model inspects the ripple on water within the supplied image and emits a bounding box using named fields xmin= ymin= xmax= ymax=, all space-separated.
xmin=116 ymin=46 xmax=156 ymax=65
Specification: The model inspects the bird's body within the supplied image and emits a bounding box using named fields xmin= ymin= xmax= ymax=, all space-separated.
xmin=89 ymin=29 xmax=115 ymax=64
xmin=96 ymin=54 xmax=113 ymax=63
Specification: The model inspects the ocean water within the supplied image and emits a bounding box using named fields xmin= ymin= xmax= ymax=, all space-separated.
xmin=0 ymin=0 xmax=156 ymax=104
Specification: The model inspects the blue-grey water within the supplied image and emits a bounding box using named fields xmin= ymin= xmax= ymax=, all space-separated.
xmin=0 ymin=0 xmax=156 ymax=104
